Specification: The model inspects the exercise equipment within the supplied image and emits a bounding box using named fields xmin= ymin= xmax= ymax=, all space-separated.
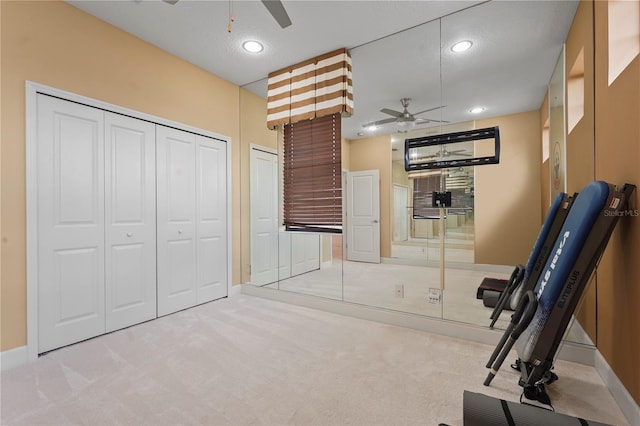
xmin=487 ymin=192 xmax=574 ymax=328
xmin=484 ymin=181 xmax=635 ymax=406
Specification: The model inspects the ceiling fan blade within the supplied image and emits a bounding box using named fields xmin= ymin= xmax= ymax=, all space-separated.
xmin=380 ymin=108 xmax=403 ymax=117
xmin=261 ymin=0 xmax=292 ymax=28
xmin=448 ymin=150 xmax=472 ymax=156
xmin=415 ymin=118 xmax=450 ymax=124
xmin=413 ymin=105 xmax=446 ymax=116
xmin=363 ymin=117 xmax=397 ymax=127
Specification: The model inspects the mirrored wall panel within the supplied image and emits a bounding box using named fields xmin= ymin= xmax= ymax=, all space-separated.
xmin=239 ymin=1 xmax=592 ymax=346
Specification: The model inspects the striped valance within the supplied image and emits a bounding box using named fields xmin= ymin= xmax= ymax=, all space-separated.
xmin=267 ymin=48 xmax=353 ymax=129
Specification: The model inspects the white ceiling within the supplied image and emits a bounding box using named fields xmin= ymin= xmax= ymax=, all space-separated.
xmin=67 ymin=0 xmax=579 ymax=140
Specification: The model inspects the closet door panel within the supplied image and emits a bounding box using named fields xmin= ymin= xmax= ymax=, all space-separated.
xmin=157 ymin=126 xmax=197 ymax=315
xmin=105 ymin=113 xmax=157 ymax=332
xmin=37 ymin=95 xmax=106 ymax=353
xmin=196 ymin=137 xmax=227 ymax=303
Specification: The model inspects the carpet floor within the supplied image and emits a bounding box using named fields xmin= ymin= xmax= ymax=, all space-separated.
xmin=0 ymin=294 xmax=627 ymax=425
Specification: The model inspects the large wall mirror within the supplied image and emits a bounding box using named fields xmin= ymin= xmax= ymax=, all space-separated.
xmin=239 ymin=1 xmax=593 ymax=345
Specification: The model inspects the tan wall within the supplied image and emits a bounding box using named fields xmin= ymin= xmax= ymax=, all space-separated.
xmin=392 ymin=160 xmax=410 ymax=186
xmin=474 ymin=111 xmax=542 ymax=266
xmin=341 ymin=137 xmax=351 ymax=172
xmin=593 ymin=0 xmax=640 ymax=404
xmin=239 ymin=89 xmax=278 ymax=283
xmin=348 ymin=135 xmax=392 ymax=258
xmin=565 ymin=0 xmax=597 ymax=343
xmin=0 ymin=1 xmax=241 ymax=351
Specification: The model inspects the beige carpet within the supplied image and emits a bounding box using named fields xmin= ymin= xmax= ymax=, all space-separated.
xmin=0 ymin=295 xmax=627 ymax=425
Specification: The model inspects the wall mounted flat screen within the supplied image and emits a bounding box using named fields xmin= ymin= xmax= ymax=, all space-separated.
xmin=404 ymin=126 xmax=500 ymax=171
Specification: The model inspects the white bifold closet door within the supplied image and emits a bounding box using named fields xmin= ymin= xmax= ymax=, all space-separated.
xmin=37 ymin=95 xmax=107 ymax=353
xmin=104 ymin=112 xmax=157 ymax=332
xmin=37 ymin=96 xmax=157 ymax=353
xmin=156 ymin=126 xmax=227 ymax=316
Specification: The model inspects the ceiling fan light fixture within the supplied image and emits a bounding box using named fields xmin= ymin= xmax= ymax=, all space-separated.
xmin=366 ymin=125 xmax=378 ymax=131
xmin=242 ymin=40 xmax=264 ymax=53
xmin=451 ymin=40 xmax=473 ymax=53
xmin=396 ymin=121 xmax=416 ymax=132
xmin=470 ymin=106 xmax=485 ymax=114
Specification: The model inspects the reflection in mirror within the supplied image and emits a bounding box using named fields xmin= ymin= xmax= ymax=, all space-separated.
xmin=239 ymin=1 xmax=593 ymax=346
xmin=391 ymin=122 xmax=476 ymax=266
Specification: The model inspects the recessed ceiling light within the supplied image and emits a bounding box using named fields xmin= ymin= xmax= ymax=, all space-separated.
xmin=243 ymin=40 xmax=263 ymax=53
xmin=470 ymin=106 xmax=485 ymax=114
xmin=451 ymin=40 xmax=473 ymax=53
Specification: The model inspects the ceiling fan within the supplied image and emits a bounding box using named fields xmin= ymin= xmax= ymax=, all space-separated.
xmin=415 ymin=148 xmax=472 ymax=163
xmin=427 ymin=148 xmax=472 ymax=158
xmin=363 ymin=98 xmax=447 ymax=129
xmin=162 ymin=0 xmax=292 ymax=29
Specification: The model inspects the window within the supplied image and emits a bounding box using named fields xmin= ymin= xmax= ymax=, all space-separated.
xmin=283 ymin=113 xmax=342 ymax=232
xmin=567 ymin=47 xmax=584 ymax=133
xmin=608 ymin=0 xmax=639 ymax=86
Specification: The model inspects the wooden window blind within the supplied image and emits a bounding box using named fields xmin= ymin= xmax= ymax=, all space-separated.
xmin=283 ymin=113 xmax=342 ymax=232
xmin=412 ymin=174 xmax=473 ymax=219
xmin=413 ymin=175 xmax=441 ymax=219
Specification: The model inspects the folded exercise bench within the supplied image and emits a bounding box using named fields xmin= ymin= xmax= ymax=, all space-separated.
xmin=484 ymin=181 xmax=635 ymax=406
xmin=487 ymin=191 xmax=574 ymax=328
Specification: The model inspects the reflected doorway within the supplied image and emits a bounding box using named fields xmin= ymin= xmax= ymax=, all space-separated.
xmin=250 ymin=145 xmax=279 ymax=286
xmin=393 ymin=184 xmax=409 ymax=242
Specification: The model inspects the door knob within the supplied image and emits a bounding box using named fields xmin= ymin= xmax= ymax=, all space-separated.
xmin=178 ymin=229 xmax=183 ymax=234
xmin=126 ymin=232 xmax=133 ymax=237
xmin=372 ymin=219 xmax=379 ymax=223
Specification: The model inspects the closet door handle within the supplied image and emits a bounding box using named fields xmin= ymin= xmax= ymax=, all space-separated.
xmin=178 ymin=229 xmax=183 ymax=234
xmin=126 ymin=232 xmax=133 ymax=237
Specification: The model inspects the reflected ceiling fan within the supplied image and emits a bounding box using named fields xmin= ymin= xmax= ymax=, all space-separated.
xmin=422 ymin=148 xmax=472 ymax=159
xmin=162 ymin=0 xmax=292 ymax=29
xmin=415 ymin=148 xmax=472 ymax=163
xmin=363 ymin=98 xmax=448 ymax=129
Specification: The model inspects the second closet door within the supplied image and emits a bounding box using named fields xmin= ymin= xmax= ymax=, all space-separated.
xmin=105 ymin=113 xmax=157 ymax=332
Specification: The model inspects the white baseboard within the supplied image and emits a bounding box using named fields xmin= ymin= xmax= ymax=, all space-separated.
xmin=595 ymin=350 xmax=640 ymax=426
xmin=228 ymin=283 xmax=242 ymax=297
xmin=1 ymin=345 xmax=28 ymax=371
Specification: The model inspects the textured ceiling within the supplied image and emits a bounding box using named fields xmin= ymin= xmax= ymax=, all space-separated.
xmin=67 ymin=0 xmax=579 ymax=140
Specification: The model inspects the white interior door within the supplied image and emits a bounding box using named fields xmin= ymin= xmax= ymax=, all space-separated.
xmin=250 ymin=147 xmax=279 ymax=286
xmin=195 ymin=135 xmax=227 ymax=303
xmin=393 ymin=184 xmax=409 ymax=242
xmin=37 ymin=95 xmax=106 ymax=353
xmin=346 ymin=170 xmax=380 ymax=263
xmin=156 ymin=126 xmax=197 ymax=316
xmin=105 ymin=112 xmax=157 ymax=332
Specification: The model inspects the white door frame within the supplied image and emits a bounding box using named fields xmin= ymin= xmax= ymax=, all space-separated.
xmin=25 ymin=81 xmax=232 ymax=360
